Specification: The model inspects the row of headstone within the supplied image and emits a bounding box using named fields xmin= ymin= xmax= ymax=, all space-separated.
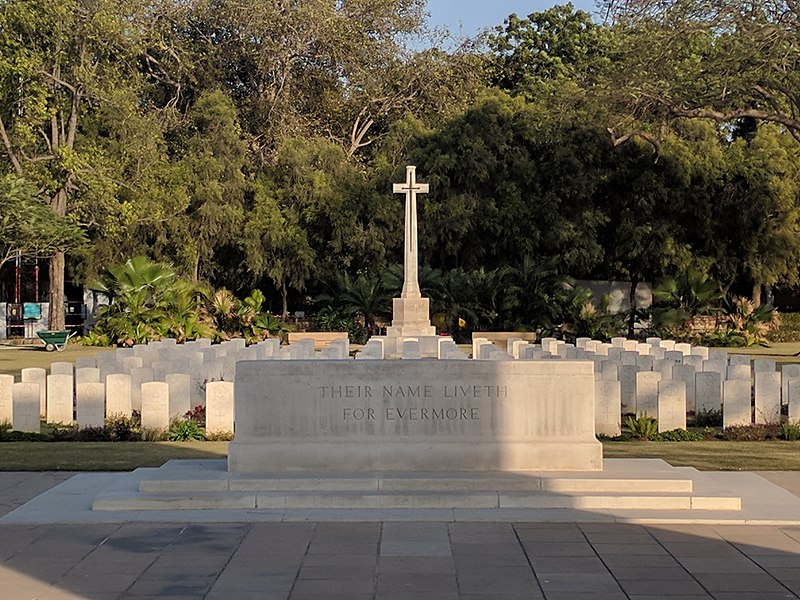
xmin=471 ymin=335 xmax=800 ymax=436
xmin=1 ymin=335 xmax=350 ymax=433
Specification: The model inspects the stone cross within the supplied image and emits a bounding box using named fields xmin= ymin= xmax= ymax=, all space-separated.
xmin=393 ymin=165 xmax=429 ymax=298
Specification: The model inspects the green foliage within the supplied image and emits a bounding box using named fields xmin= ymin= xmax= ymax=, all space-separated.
xmin=721 ymin=424 xmax=782 ymax=442
xmin=167 ymin=419 xmax=206 ymax=442
xmin=652 ymin=429 xmax=706 ymax=442
xmin=314 ymin=307 xmax=368 ymax=345
xmin=723 ymin=298 xmax=780 ymax=347
xmin=694 ymin=409 xmax=723 ymax=428
xmin=624 ymin=416 xmax=659 ymax=440
xmin=780 ymin=421 xmax=800 ymax=442
xmin=652 ymin=269 xmax=724 ymax=331
xmin=767 ymin=312 xmax=800 ymax=343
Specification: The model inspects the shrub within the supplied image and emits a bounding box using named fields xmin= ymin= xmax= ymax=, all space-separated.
xmin=780 ymin=421 xmax=800 ymax=441
xmin=624 ymin=416 xmax=659 ymax=440
xmin=1 ymin=430 xmax=48 ymax=442
xmin=184 ymin=405 xmax=206 ymax=427
xmin=721 ymin=423 xmax=782 ymax=441
xmin=694 ymin=408 xmax=723 ymax=428
xmin=105 ymin=413 xmax=141 ymax=441
xmin=205 ymin=430 xmax=234 ymax=441
xmin=167 ymin=419 xmax=206 ymax=441
xmin=652 ymin=429 xmax=706 ymax=441
xmin=767 ymin=312 xmax=800 ymax=343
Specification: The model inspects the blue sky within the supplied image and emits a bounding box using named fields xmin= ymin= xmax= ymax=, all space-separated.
xmin=424 ymin=0 xmax=599 ymax=38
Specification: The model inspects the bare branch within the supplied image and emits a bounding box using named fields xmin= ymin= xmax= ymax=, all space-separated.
xmin=607 ymin=127 xmax=661 ymax=153
xmin=0 ymin=116 xmax=24 ymax=175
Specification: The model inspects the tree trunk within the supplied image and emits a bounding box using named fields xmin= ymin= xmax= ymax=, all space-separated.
xmin=48 ymin=251 xmax=66 ymax=330
xmin=752 ymin=282 xmax=762 ymax=307
xmin=48 ymin=188 xmax=68 ymax=331
xmin=281 ymin=282 xmax=288 ymax=320
xmin=628 ymin=276 xmax=639 ymax=338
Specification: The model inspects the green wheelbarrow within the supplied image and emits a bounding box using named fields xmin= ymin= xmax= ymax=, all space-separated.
xmin=36 ymin=329 xmax=76 ymax=352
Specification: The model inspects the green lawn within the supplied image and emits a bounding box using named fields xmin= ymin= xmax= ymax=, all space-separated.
xmin=0 ymin=440 xmax=799 ymax=471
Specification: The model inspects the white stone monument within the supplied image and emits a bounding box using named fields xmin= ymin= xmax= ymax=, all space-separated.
xmin=385 ymin=166 xmax=436 ymax=339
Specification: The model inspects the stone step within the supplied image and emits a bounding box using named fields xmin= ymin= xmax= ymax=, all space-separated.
xmin=93 ymin=490 xmax=741 ymax=512
xmin=139 ymin=476 xmax=694 ymax=495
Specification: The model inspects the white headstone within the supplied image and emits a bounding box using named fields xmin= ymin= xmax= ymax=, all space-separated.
xmin=105 ymin=373 xmax=132 ymax=418
xmin=50 ymin=361 xmax=74 ymax=376
xmin=46 ymin=374 xmax=74 ymax=424
xmin=636 ymin=355 xmax=654 ymax=372
xmin=646 ymin=337 xmax=662 ymax=346
xmin=595 ymin=380 xmax=621 ymax=437
xmin=653 ymin=359 xmax=674 ymax=380
xmin=140 ymin=382 xmax=170 ymax=430
xmin=665 ymin=351 xmax=684 ymax=365
xmin=20 ymin=367 xmax=47 ymax=417
xmin=672 ymin=364 xmax=697 ymax=414
xmin=130 ymin=367 xmax=154 ymax=412
xmin=611 ymin=337 xmax=626 ymax=348
xmin=789 ymin=379 xmax=800 ymax=422
xmin=753 ymin=359 xmax=776 ymax=374
xmin=782 ymin=364 xmax=800 ymax=408
xmin=754 ymin=371 xmax=781 ymax=424
xmin=708 ymin=349 xmax=728 ymax=362
xmin=636 ymin=343 xmax=652 ymax=356
xmin=0 ymin=374 xmax=13 ymax=424
xmin=165 ymin=373 xmax=192 ymax=420
xmin=75 ymin=367 xmax=101 ymax=385
xmin=727 ymin=364 xmax=751 ymax=381
xmin=659 ymin=340 xmax=676 ymax=351
xmin=723 ymin=379 xmax=752 ymax=427
xmin=658 ymin=380 xmax=686 ymax=431
xmin=635 ymin=371 xmax=662 ymax=418
xmin=683 ymin=355 xmax=704 ymax=371
xmin=75 ymin=356 xmax=97 ymax=369
xmin=600 ymin=360 xmax=619 ymax=382
xmin=121 ymin=356 xmax=144 ymax=373
xmin=729 ymin=354 xmax=751 ymax=366
xmin=12 ymin=383 xmax=40 ymax=433
xmin=695 ymin=371 xmax=722 ymax=414
xmin=691 ymin=346 xmax=710 ymax=360
xmin=619 ymin=365 xmax=640 ymax=414
xmin=76 ymin=382 xmax=105 ymax=428
xmin=674 ymin=342 xmax=692 ymax=356
xmin=621 ymin=351 xmax=638 ymax=366
xmin=622 ymin=340 xmax=638 ymax=351
xmin=206 ymin=381 xmax=234 ymax=434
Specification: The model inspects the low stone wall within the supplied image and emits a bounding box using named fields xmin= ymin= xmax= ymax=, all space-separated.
xmin=287 ymin=331 xmax=349 ymax=350
xmin=229 ymin=360 xmax=602 ymax=472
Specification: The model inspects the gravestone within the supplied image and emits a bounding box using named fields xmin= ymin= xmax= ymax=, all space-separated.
xmin=50 ymin=361 xmax=74 ymax=376
xmin=595 ymin=380 xmax=621 ymax=437
xmin=20 ymin=367 xmax=46 ymax=416
xmin=165 ymin=373 xmax=192 ymax=420
xmin=636 ymin=343 xmax=652 ymax=356
xmin=130 ymin=367 xmax=153 ymax=412
xmin=709 ymin=349 xmax=728 ymax=362
xmin=729 ymin=354 xmax=751 ymax=366
xmin=75 ymin=357 xmax=97 ymax=369
xmin=206 ymin=381 xmax=235 ymax=435
xmin=658 ymin=380 xmax=686 ymax=431
xmin=621 ymin=351 xmax=638 ymax=366
xmin=695 ymin=371 xmax=722 ymax=414
xmin=0 ymin=374 xmax=13 ymax=424
xmin=619 ymin=365 xmax=640 ymax=414
xmin=601 ymin=361 xmax=619 ymax=382
xmin=727 ymin=364 xmax=751 ymax=381
xmin=106 ymin=373 xmax=132 ymax=418
xmin=782 ymin=364 xmax=800 ymax=407
xmin=121 ymin=356 xmax=144 ymax=373
xmin=635 ymin=371 xmax=662 ymax=418
xmin=672 ymin=365 xmax=697 ymax=414
xmin=12 ymin=383 xmax=40 ymax=433
xmin=653 ymin=359 xmax=673 ymax=380
xmin=754 ymin=371 xmax=781 ymax=424
xmin=611 ymin=337 xmax=626 ymax=348
xmin=659 ymin=340 xmax=676 ymax=350
xmin=636 ymin=355 xmax=654 ymax=372
xmin=665 ymin=351 xmax=684 ymax=365
xmin=789 ymin=380 xmax=800 ymax=422
xmin=723 ymin=380 xmax=752 ymax=427
xmin=691 ymin=346 xmax=710 ymax=361
xmin=46 ymin=374 xmax=74 ymax=424
xmin=75 ymin=367 xmax=101 ymax=385
xmin=76 ymin=383 xmax=105 ymax=428
xmin=622 ymin=340 xmax=638 ymax=351
xmin=674 ymin=343 xmax=692 ymax=356
xmin=753 ymin=359 xmax=776 ymax=374
xmin=140 ymin=382 xmax=170 ymax=430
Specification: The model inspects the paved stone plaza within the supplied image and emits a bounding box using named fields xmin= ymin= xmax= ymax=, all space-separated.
xmin=2 ymin=472 xmax=800 ymax=600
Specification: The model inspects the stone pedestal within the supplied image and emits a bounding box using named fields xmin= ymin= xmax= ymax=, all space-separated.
xmin=386 ymin=296 xmax=436 ymax=338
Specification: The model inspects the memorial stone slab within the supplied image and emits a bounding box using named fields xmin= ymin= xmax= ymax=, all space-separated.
xmin=576 ymin=337 xmax=591 ymax=349
xmin=105 ymin=373 xmax=132 ymax=418
xmin=651 ymin=346 xmax=666 ymax=360
xmin=162 ymin=338 xmax=178 ymax=347
xmin=753 ymin=359 xmax=776 ymax=374
xmin=0 ymin=374 xmax=13 ymax=424
xmin=789 ymin=379 xmax=800 ymax=422
xmin=401 ymin=340 xmax=422 ymax=360
xmin=601 ymin=361 xmax=619 ymax=382
xmin=636 ymin=343 xmax=652 ymax=356
xmin=727 ymin=364 xmax=751 ymax=381
xmin=691 ymin=346 xmax=710 ymax=360
xmin=75 ymin=357 xmax=97 ymax=369
xmin=21 ymin=367 xmax=47 ymax=416
xmin=595 ymin=343 xmax=610 ymax=357
xmin=76 ymin=382 xmax=105 ymax=428
xmin=708 ymin=349 xmax=729 ymax=362
xmin=115 ymin=348 xmax=134 ymax=360
xmin=695 ymin=371 xmax=722 ymax=414
xmin=653 ymin=359 xmax=673 ymax=380
xmin=12 ymin=383 xmax=40 ymax=433
xmin=206 ymin=381 xmax=234 ymax=435
xmin=635 ymin=355 xmax=654 ymax=372
xmin=121 ymin=356 xmax=144 ymax=373
xmin=511 ymin=340 xmax=529 ymax=359
xmin=672 ymin=364 xmax=697 ymax=413
xmin=622 ymin=340 xmax=639 ymax=351
xmin=782 ymin=364 xmax=800 ymax=407
xmin=646 ymin=337 xmax=662 ymax=346
xmin=141 ymin=382 xmax=170 ymax=430
xmin=658 ymin=380 xmax=686 ymax=431
xmin=585 ymin=340 xmax=599 ymax=353
xmin=46 ymin=374 xmax=74 ymax=424
xmin=50 ymin=361 xmax=74 ymax=376
xmin=607 ymin=347 xmax=624 ymax=361
xmin=595 ymin=380 xmax=621 ymax=437
xmin=682 ymin=354 xmax=703 ymax=370
xmin=619 ymin=365 xmax=640 ymax=414
xmin=723 ymin=380 xmax=752 ymax=427
xmin=659 ymin=340 xmax=676 ymax=350
xmin=665 ymin=351 xmax=685 ymax=365
xmin=755 ymin=371 xmax=781 ymax=424
xmin=75 ymin=367 xmax=101 ymax=385
xmin=635 ymin=371 xmax=662 ymax=418
xmin=621 ymin=351 xmax=639 ymax=366
xmin=611 ymin=337 xmax=626 ymax=348
xmin=165 ymin=373 xmax=192 ymax=420
xmin=729 ymin=354 xmax=751 ymax=366
xmin=703 ymin=359 xmax=727 ymax=377
xmin=674 ymin=342 xmax=692 ymax=356
xmin=130 ymin=367 xmax=154 ymax=412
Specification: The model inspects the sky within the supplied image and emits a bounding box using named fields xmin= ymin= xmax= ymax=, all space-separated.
xmin=424 ymin=0 xmax=599 ymax=38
